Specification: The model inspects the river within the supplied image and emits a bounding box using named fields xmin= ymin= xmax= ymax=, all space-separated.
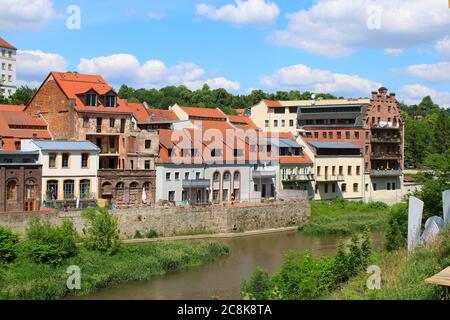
xmin=77 ymin=230 xmax=385 ymax=300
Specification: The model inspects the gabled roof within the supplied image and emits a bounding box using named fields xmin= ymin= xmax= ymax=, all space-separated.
xmin=126 ymin=102 xmax=149 ymax=123
xmin=0 ymin=37 xmax=16 ymax=50
xmin=228 ymin=115 xmax=258 ymax=130
xmin=31 ymin=140 xmax=100 ymax=151
xmin=41 ymin=72 xmax=132 ymax=114
xmin=147 ymin=108 xmax=179 ymax=123
xmin=179 ymin=106 xmax=227 ymax=120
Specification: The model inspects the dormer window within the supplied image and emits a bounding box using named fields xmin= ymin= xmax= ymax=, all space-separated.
xmin=86 ymin=93 xmax=98 ymax=106
xmin=104 ymin=95 xmax=117 ymax=107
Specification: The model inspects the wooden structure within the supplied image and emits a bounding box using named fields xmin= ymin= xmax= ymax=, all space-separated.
xmin=425 ymin=266 xmax=450 ymax=287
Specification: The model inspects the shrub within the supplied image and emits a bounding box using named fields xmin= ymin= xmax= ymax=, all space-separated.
xmin=385 ymin=202 xmax=408 ymax=251
xmin=0 ymin=226 xmax=19 ymax=264
xmin=146 ymin=230 xmax=158 ymax=239
xmin=134 ymin=230 xmax=143 ymax=239
xmin=347 ymin=234 xmax=363 ymax=277
xmin=333 ymin=242 xmax=349 ymax=283
xmin=241 ymin=268 xmax=272 ymax=300
xmin=367 ymin=202 xmax=389 ymax=210
xmin=25 ymin=218 xmax=78 ymax=264
xmin=81 ymin=207 xmax=121 ymax=255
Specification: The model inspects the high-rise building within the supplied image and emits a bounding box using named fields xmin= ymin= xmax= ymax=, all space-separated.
xmin=0 ymin=37 xmax=17 ymax=98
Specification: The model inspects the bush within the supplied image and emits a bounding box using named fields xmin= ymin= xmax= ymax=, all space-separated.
xmin=146 ymin=230 xmax=158 ymax=239
xmin=241 ymin=268 xmax=272 ymax=300
xmin=25 ymin=218 xmax=78 ymax=264
xmin=81 ymin=207 xmax=121 ymax=255
xmin=0 ymin=226 xmax=19 ymax=264
xmin=385 ymin=202 xmax=408 ymax=251
xmin=134 ymin=230 xmax=143 ymax=239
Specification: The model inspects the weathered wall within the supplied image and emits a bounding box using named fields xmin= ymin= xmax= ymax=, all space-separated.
xmin=0 ymin=201 xmax=310 ymax=238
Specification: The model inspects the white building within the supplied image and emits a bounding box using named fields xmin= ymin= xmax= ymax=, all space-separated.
xmin=0 ymin=37 xmax=17 ymax=98
xmin=21 ymin=140 xmax=100 ymax=205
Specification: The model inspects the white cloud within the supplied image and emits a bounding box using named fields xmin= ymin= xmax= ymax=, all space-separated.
xmin=398 ymin=84 xmax=450 ymax=108
xmin=403 ymin=62 xmax=450 ymax=83
xmin=148 ymin=11 xmax=166 ymax=20
xmin=436 ymin=37 xmax=450 ymax=60
xmin=260 ymin=64 xmax=381 ymax=96
xmin=270 ymin=0 xmax=450 ymax=58
xmin=0 ymin=0 xmax=58 ymax=31
xmin=384 ymin=48 xmax=403 ymax=56
xmin=196 ymin=0 xmax=280 ymax=26
xmin=76 ymin=54 xmax=240 ymax=92
xmin=16 ymin=50 xmax=68 ymax=87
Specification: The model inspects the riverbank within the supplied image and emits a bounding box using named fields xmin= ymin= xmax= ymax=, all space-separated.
xmin=327 ymin=229 xmax=450 ymax=300
xmin=299 ymin=199 xmax=389 ymax=235
xmin=0 ymin=241 xmax=229 ymax=300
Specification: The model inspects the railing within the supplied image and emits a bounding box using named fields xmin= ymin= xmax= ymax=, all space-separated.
xmin=371 ymin=152 xmax=402 ymax=159
xmin=315 ymin=174 xmax=345 ymax=182
xmin=370 ymin=169 xmax=403 ymax=177
xmin=371 ymin=136 xmax=401 ymax=143
xmin=182 ymin=179 xmax=210 ymax=188
xmin=285 ymin=174 xmax=315 ymax=181
xmin=371 ymin=123 xmax=400 ymax=129
xmin=252 ymin=169 xmax=277 ymax=179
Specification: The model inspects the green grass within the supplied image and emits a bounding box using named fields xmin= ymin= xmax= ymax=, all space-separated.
xmin=327 ymin=229 xmax=450 ymax=300
xmin=173 ymin=227 xmax=215 ymax=237
xmin=0 ymin=241 xmax=229 ymax=300
xmin=299 ymin=199 xmax=390 ymax=235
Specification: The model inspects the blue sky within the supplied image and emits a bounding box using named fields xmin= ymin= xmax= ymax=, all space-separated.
xmin=1 ymin=0 xmax=450 ymax=107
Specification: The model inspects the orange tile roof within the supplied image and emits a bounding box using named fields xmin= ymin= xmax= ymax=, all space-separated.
xmin=0 ymin=37 xmax=16 ymax=50
xmin=126 ymin=102 xmax=148 ymax=123
xmin=147 ymin=108 xmax=179 ymax=122
xmin=49 ymin=72 xmax=132 ymax=114
xmin=229 ymin=115 xmax=258 ymax=130
xmin=180 ymin=106 xmax=227 ymax=120
xmin=0 ymin=104 xmax=25 ymax=112
xmin=279 ymin=155 xmax=313 ymax=165
xmin=262 ymin=99 xmax=282 ymax=107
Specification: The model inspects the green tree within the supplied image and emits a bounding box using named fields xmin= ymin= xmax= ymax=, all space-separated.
xmin=0 ymin=226 xmax=19 ymax=264
xmin=241 ymin=267 xmax=272 ymax=300
xmin=8 ymin=86 xmax=36 ymax=105
xmin=431 ymin=108 xmax=450 ymax=154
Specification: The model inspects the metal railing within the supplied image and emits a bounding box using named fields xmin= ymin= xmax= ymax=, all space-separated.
xmin=182 ymin=179 xmax=210 ymax=188
xmin=370 ymin=169 xmax=403 ymax=176
xmin=371 ymin=136 xmax=401 ymax=143
xmin=371 ymin=152 xmax=402 ymax=159
xmin=284 ymin=174 xmax=315 ymax=181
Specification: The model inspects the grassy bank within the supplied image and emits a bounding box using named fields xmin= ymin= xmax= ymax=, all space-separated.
xmin=299 ymin=199 xmax=389 ymax=235
xmin=0 ymin=241 xmax=229 ymax=300
xmin=327 ymin=229 xmax=450 ymax=300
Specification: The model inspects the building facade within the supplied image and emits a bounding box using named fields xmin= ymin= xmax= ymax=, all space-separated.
xmin=0 ymin=37 xmax=17 ymax=98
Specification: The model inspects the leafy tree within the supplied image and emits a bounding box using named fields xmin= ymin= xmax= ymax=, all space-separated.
xmin=8 ymin=86 xmax=36 ymax=105
xmin=81 ymin=207 xmax=121 ymax=255
xmin=385 ymin=202 xmax=409 ymax=251
xmin=431 ymin=109 xmax=450 ymax=155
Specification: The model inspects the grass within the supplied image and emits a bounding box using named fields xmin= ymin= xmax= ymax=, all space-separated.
xmin=0 ymin=241 xmax=229 ymax=300
xmin=299 ymin=199 xmax=390 ymax=235
xmin=327 ymin=229 xmax=450 ymax=300
xmin=173 ymin=227 xmax=215 ymax=237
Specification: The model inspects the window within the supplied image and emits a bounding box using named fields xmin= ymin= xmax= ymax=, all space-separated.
xmin=345 ymin=131 xmax=350 ymax=139
xmin=168 ymin=191 xmax=175 ymax=202
xmin=289 ymin=107 xmax=297 ymax=113
xmin=365 ymin=184 xmax=369 ymax=192
xmin=213 ymin=172 xmax=220 ymax=182
xmin=281 ymin=120 xmax=285 ymax=127
xmin=86 ymin=94 xmax=98 ymax=106
xmin=109 ymin=118 xmax=115 ymax=128
xmin=356 ymin=166 xmax=361 ymax=175
xmin=144 ymin=160 xmax=150 ymax=169
xmin=332 ymin=166 xmax=336 ymax=175
xmin=392 ymin=183 xmax=396 ymax=190
xmin=175 ymin=172 xmax=180 ymax=180
xmin=347 ymin=166 xmax=352 ymax=175
xmin=274 ymin=120 xmax=278 ymax=127
xmin=365 ymin=146 xmax=369 ymax=155
xmin=322 ymin=132 xmax=327 ymax=139
xmin=80 ymin=180 xmax=90 ymax=199
xmin=8 ymin=64 xmax=11 ymax=71
xmin=196 ymin=172 xmax=201 ymax=179
xmin=341 ymin=183 xmax=347 ymax=193
xmin=233 ymin=171 xmax=240 ymax=181
xmin=166 ymin=172 xmax=171 ymax=181
xmin=6 ymin=180 xmax=17 ymax=201
xmin=63 ymin=180 xmax=75 ymax=199
xmin=265 ymin=120 xmax=269 ymax=128
xmin=387 ymin=182 xmax=391 ymax=190
xmin=49 ymin=153 xmax=57 ymax=168
xmin=332 ymin=183 xmax=336 ymax=193
xmin=317 ymin=166 xmax=321 ymax=176
xmin=274 ymin=107 xmax=285 ymax=114
xmin=8 ymin=75 xmax=12 ymax=82
xmin=388 ymin=106 xmax=391 ymax=113
xmin=83 ymin=116 xmax=89 ymax=128
xmin=213 ymin=190 xmax=220 ymax=203
xmin=184 ymin=172 xmax=189 ymax=180
xmin=62 ymin=153 xmax=69 ymax=168
xmin=354 ymin=132 xmax=359 ymax=139
xmin=329 ymin=132 xmax=334 ymax=139
xmin=81 ymin=153 xmax=89 ymax=168
xmin=254 ymin=184 xmax=259 ymax=192
xmin=373 ymin=183 xmax=377 ymax=191
xmin=145 ymin=140 xmax=152 ymax=149
xmin=289 ymin=119 xmax=294 ymax=127
xmin=365 ymin=132 xmax=369 ymax=140
xmin=104 ymin=95 xmax=116 ymax=107
xmin=353 ymin=183 xmax=359 ymax=192
xmin=96 ymin=117 xmax=102 ymax=132
xmin=324 ymin=183 xmax=328 ymax=193
xmin=365 ymin=162 xmax=369 ymax=172
xmin=46 ymin=180 xmax=58 ymax=200
xmin=120 ymin=119 xmax=126 ymax=133
xmin=1 ymin=63 xmax=4 ymax=70
xmin=223 ymin=172 xmax=231 ymax=181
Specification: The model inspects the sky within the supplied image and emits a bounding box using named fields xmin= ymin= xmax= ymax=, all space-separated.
xmin=1 ymin=0 xmax=450 ymax=107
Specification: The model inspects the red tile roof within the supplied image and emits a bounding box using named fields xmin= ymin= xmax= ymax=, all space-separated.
xmin=0 ymin=37 xmax=16 ymax=50
xmin=179 ymin=106 xmax=227 ymax=120
xmin=262 ymin=99 xmax=282 ymax=107
xmin=48 ymin=72 xmax=132 ymax=114
xmin=229 ymin=115 xmax=258 ymax=130
xmin=279 ymin=155 xmax=313 ymax=165
xmin=147 ymin=108 xmax=179 ymax=122
xmin=0 ymin=107 xmax=51 ymax=150
xmin=0 ymin=104 xmax=25 ymax=112
xmin=126 ymin=102 xmax=148 ymax=123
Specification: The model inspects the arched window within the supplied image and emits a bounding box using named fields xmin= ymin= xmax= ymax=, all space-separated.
xmin=63 ymin=180 xmax=75 ymax=199
xmin=80 ymin=179 xmax=90 ymax=199
xmin=143 ymin=182 xmax=151 ymax=191
xmin=47 ymin=180 xmax=58 ymax=200
xmin=129 ymin=182 xmax=139 ymax=203
xmin=233 ymin=171 xmax=240 ymax=182
xmin=6 ymin=180 xmax=17 ymax=201
xmin=353 ymin=183 xmax=359 ymax=192
xmin=213 ymin=172 xmax=220 ymax=182
xmin=129 ymin=182 xmax=139 ymax=189
xmin=116 ymin=182 xmax=124 ymax=190
xmin=223 ymin=171 xmax=231 ymax=181
xmin=341 ymin=183 xmax=347 ymax=193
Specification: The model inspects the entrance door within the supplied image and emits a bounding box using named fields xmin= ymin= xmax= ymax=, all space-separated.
xmin=261 ymin=184 xmax=266 ymax=198
xmin=24 ymin=200 xmax=35 ymax=211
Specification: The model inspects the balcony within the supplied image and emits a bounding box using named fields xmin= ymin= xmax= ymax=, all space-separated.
xmin=371 ymin=136 xmax=401 ymax=143
xmin=252 ymin=168 xmax=277 ymax=179
xmin=371 ymin=123 xmax=401 ymax=130
xmin=182 ymin=179 xmax=210 ymax=189
xmin=285 ymin=174 xmax=315 ymax=182
xmin=316 ymin=174 xmax=345 ymax=182
xmin=370 ymin=169 xmax=403 ymax=177
xmin=371 ymin=152 xmax=402 ymax=160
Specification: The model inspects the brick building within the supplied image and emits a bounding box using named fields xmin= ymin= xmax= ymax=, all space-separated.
xmin=0 ymin=151 xmax=42 ymax=212
xmin=25 ymin=72 xmax=156 ymax=207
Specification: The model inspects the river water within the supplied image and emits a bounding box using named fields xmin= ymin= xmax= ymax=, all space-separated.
xmin=77 ymin=230 xmax=385 ymax=300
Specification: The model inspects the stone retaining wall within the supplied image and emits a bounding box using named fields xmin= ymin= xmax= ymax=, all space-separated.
xmin=0 ymin=200 xmax=310 ymax=238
